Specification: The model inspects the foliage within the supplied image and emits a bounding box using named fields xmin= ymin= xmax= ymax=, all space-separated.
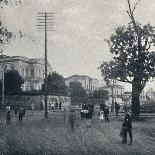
xmin=42 ymin=72 xmax=68 ymax=96
xmin=92 ymin=89 xmax=108 ymax=99
xmin=100 ymin=23 xmax=155 ymax=86
xmin=0 ymin=21 xmax=13 ymax=48
xmin=69 ymin=81 xmax=87 ymax=97
xmin=99 ymin=0 xmax=155 ymax=120
xmin=0 ymin=70 xmax=24 ymax=94
xmin=0 ymin=0 xmax=29 ymax=8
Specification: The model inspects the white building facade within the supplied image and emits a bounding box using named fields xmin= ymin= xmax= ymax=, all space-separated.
xmin=65 ymin=75 xmax=99 ymax=92
xmin=0 ymin=55 xmax=52 ymax=91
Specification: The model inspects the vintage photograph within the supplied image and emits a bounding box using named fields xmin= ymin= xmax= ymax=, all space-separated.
xmin=0 ymin=0 xmax=155 ymax=154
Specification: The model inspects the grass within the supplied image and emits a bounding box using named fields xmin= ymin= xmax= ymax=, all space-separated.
xmin=0 ymin=110 xmax=155 ymax=155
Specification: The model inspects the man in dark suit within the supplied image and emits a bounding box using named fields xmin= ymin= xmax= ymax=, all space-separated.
xmin=122 ymin=112 xmax=132 ymax=145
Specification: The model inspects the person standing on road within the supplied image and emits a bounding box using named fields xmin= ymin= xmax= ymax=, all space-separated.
xmin=104 ymin=106 xmax=109 ymax=122
xmin=86 ymin=103 xmax=94 ymax=128
xmin=122 ymin=111 xmax=132 ymax=145
xmin=19 ymin=107 xmax=23 ymax=123
xmin=115 ymin=101 xmax=120 ymax=118
xmin=100 ymin=101 xmax=105 ymax=112
xmin=69 ymin=109 xmax=76 ymax=133
xmin=6 ymin=110 xmax=11 ymax=124
xmin=63 ymin=108 xmax=67 ymax=124
xmin=59 ymin=102 xmax=62 ymax=110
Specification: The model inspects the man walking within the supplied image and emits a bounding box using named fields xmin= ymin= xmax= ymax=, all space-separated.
xmin=115 ymin=101 xmax=120 ymax=118
xmin=104 ymin=106 xmax=109 ymax=122
xmin=19 ymin=107 xmax=23 ymax=123
xmin=69 ymin=109 xmax=76 ymax=133
xmin=122 ymin=112 xmax=132 ymax=145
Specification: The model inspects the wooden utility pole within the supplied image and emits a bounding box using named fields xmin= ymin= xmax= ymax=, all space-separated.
xmin=0 ymin=50 xmax=5 ymax=109
xmin=37 ymin=12 xmax=54 ymax=118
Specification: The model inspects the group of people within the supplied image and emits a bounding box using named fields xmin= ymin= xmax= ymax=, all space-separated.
xmin=78 ymin=101 xmax=132 ymax=145
xmin=6 ymin=106 xmax=26 ymax=124
xmin=51 ymin=101 xmax=62 ymax=110
xmin=99 ymin=102 xmax=110 ymax=122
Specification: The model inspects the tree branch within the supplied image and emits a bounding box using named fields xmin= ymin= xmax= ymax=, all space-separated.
xmin=132 ymin=0 xmax=142 ymax=14
xmin=117 ymin=77 xmax=132 ymax=84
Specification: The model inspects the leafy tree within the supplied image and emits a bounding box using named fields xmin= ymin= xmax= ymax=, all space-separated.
xmin=42 ymin=72 xmax=68 ymax=96
xmin=92 ymin=89 xmax=108 ymax=99
xmin=99 ymin=0 xmax=155 ymax=120
xmin=0 ymin=70 xmax=24 ymax=94
xmin=69 ymin=81 xmax=87 ymax=97
xmin=0 ymin=0 xmax=28 ymax=8
xmin=0 ymin=21 xmax=13 ymax=49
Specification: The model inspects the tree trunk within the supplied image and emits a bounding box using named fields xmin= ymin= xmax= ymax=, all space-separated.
xmin=131 ymin=79 xmax=142 ymax=120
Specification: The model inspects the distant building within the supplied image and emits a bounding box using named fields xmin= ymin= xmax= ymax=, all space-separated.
xmin=0 ymin=55 xmax=52 ymax=91
xmin=101 ymin=85 xmax=125 ymax=106
xmin=122 ymin=90 xmax=146 ymax=106
xmin=65 ymin=75 xmax=99 ymax=92
xmin=146 ymin=88 xmax=155 ymax=101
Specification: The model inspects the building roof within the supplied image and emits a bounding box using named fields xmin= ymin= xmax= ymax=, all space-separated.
xmin=65 ymin=74 xmax=98 ymax=81
xmin=0 ymin=55 xmax=51 ymax=67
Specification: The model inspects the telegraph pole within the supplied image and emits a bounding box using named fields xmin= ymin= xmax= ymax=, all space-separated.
xmin=0 ymin=50 xmax=5 ymax=110
xmin=37 ymin=12 xmax=54 ymax=118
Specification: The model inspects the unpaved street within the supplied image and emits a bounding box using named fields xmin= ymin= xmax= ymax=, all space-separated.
xmin=0 ymin=111 xmax=155 ymax=155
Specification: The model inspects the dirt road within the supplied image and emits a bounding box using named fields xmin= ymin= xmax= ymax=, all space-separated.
xmin=0 ymin=111 xmax=155 ymax=155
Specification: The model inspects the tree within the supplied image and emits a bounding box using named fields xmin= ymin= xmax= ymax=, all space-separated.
xmin=69 ymin=81 xmax=87 ymax=97
xmin=99 ymin=0 xmax=155 ymax=120
xmin=0 ymin=70 xmax=24 ymax=94
xmin=0 ymin=21 xmax=13 ymax=49
xmin=42 ymin=72 xmax=68 ymax=96
xmin=92 ymin=89 xmax=108 ymax=99
xmin=0 ymin=0 xmax=29 ymax=8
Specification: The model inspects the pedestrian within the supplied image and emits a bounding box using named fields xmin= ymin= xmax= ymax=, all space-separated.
xmin=59 ymin=102 xmax=62 ymax=110
xmin=51 ymin=103 xmax=54 ymax=110
xmin=99 ymin=111 xmax=104 ymax=121
xmin=69 ymin=109 xmax=76 ymax=133
xmin=19 ymin=107 xmax=23 ymax=123
xmin=122 ymin=111 xmax=132 ymax=145
xmin=81 ymin=103 xmax=88 ymax=120
xmin=104 ymin=106 xmax=109 ymax=122
xmin=86 ymin=103 xmax=94 ymax=128
xmin=55 ymin=101 xmax=58 ymax=110
xmin=63 ymin=108 xmax=67 ymax=124
xmin=100 ymin=101 xmax=105 ymax=112
xmin=115 ymin=101 xmax=120 ymax=118
xmin=6 ymin=110 xmax=11 ymax=124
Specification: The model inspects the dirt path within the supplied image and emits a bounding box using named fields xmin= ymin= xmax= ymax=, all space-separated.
xmin=0 ymin=111 xmax=155 ymax=155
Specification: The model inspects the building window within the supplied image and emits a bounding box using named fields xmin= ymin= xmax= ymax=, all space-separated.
xmin=26 ymin=69 xmax=29 ymax=77
xmin=22 ymin=68 xmax=24 ymax=77
xmin=31 ymin=69 xmax=34 ymax=78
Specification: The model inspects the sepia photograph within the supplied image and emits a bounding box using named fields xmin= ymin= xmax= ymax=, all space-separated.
xmin=0 ymin=0 xmax=155 ymax=154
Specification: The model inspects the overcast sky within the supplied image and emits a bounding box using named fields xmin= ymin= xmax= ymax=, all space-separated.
xmin=1 ymin=0 xmax=155 ymax=91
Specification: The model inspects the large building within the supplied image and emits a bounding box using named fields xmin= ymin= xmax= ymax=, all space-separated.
xmin=0 ymin=55 xmax=52 ymax=91
xmin=101 ymin=85 xmax=125 ymax=106
xmin=65 ymin=75 xmax=99 ymax=92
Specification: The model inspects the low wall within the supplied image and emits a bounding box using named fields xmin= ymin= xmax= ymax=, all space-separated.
xmin=0 ymin=95 xmax=71 ymax=110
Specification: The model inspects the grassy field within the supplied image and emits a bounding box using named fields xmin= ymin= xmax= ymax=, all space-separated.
xmin=0 ymin=110 xmax=155 ymax=155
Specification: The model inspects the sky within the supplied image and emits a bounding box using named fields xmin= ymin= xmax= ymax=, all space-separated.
xmin=0 ymin=0 xmax=155 ymax=91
